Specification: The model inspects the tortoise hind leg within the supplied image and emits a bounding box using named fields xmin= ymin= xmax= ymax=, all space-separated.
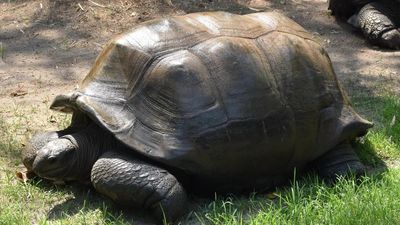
xmin=357 ymin=2 xmax=400 ymax=49
xmin=311 ymin=142 xmax=365 ymax=181
xmin=91 ymin=151 xmax=188 ymax=222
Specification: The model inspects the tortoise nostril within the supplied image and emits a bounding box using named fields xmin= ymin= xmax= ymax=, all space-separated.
xmin=48 ymin=156 xmax=57 ymax=164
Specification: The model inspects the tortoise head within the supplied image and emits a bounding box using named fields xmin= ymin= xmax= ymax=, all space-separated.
xmin=30 ymin=124 xmax=111 ymax=182
xmin=32 ymin=137 xmax=78 ymax=181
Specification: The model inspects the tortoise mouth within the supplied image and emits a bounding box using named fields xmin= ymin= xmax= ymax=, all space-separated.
xmin=34 ymin=167 xmax=66 ymax=181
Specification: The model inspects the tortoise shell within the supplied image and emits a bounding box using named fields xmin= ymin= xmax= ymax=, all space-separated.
xmin=51 ymin=12 xmax=372 ymax=186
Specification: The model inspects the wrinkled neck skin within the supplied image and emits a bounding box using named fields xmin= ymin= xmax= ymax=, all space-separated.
xmin=63 ymin=123 xmax=118 ymax=182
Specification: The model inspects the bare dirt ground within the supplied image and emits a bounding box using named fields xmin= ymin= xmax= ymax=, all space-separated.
xmin=0 ymin=0 xmax=399 ymax=223
xmin=1 ymin=0 xmax=399 ymax=129
xmin=1 ymin=0 xmax=399 ymax=128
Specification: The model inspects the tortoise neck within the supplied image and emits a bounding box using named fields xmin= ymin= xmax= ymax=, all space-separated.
xmin=64 ymin=123 xmax=118 ymax=181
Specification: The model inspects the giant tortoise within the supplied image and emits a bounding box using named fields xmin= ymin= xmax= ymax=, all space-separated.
xmin=329 ymin=0 xmax=400 ymax=49
xmin=22 ymin=11 xmax=373 ymax=221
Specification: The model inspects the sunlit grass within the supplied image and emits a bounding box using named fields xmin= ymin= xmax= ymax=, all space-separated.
xmin=190 ymin=92 xmax=400 ymax=225
xmin=0 ymin=42 xmax=5 ymax=61
xmin=0 ymin=105 xmax=140 ymax=224
xmin=353 ymin=94 xmax=400 ymax=164
xmin=191 ymin=170 xmax=400 ymax=225
xmin=0 ymin=92 xmax=399 ymax=224
xmin=0 ymin=161 xmax=130 ymax=225
xmin=0 ymin=104 xmax=70 ymax=165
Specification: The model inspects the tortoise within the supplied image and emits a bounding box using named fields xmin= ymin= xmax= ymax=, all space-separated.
xmin=328 ymin=0 xmax=400 ymax=49
xmin=22 ymin=11 xmax=373 ymax=221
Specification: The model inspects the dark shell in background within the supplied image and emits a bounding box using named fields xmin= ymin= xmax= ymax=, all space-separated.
xmin=328 ymin=0 xmax=398 ymax=19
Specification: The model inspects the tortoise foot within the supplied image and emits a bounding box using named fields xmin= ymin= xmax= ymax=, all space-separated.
xmin=91 ymin=151 xmax=188 ymax=222
xmin=312 ymin=142 xmax=365 ymax=181
xmin=379 ymin=29 xmax=400 ymax=50
xmin=358 ymin=2 xmax=400 ymax=49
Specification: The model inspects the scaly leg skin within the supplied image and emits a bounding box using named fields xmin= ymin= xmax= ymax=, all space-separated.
xmin=357 ymin=2 xmax=400 ymax=49
xmin=312 ymin=142 xmax=365 ymax=181
xmin=91 ymin=151 xmax=188 ymax=222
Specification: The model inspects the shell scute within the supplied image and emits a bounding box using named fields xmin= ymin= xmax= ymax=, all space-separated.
xmin=50 ymin=12 xmax=372 ymax=181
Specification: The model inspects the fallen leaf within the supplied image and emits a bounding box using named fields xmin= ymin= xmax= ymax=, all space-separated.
xmin=10 ymin=89 xmax=28 ymax=97
xmin=16 ymin=168 xmax=36 ymax=183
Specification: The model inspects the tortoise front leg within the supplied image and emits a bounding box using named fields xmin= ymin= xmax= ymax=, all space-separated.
xmin=91 ymin=151 xmax=188 ymax=222
xmin=311 ymin=142 xmax=365 ymax=181
xmin=357 ymin=2 xmax=400 ymax=49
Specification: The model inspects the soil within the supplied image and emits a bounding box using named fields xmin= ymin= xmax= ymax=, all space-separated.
xmin=0 ymin=0 xmax=399 ymax=223
xmin=1 ymin=0 xmax=399 ymax=126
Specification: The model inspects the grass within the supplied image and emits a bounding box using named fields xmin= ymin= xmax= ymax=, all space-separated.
xmin=192 ymin=170 xmax=400 ymax=225
xmin=0 ymin=91 xmax=399 ymax=224
xmin=0 ymin=105 xmax=134 ymax=224
xmin=353 ymin=94 xmax=400 ymax=164
xmin=0 ymin=168 xmax=130 ymax=224
xmin=190 ymin=91 xmax=400 ymax=225
xmin=0 ymin=171 xmax=129 ymax=224
xmin=0 ymin=42 xmax=5 ymax=61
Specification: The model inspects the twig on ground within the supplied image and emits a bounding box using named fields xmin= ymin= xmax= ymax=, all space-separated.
xmin=88 ymin=0 xmax=107 ymax=8
xmin=92 ymin=42 xmax=103 ymax=48
xmin=164 ymin=0 xmax=174 ymax=7
xmin=4 ymin=3 xmax=27 ymax=12
xmin=77 ymin=3 xmax=84 ymax=11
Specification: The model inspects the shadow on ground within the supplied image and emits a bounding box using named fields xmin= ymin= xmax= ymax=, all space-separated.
xmin=1 ymin=0 xmax=398 ymax=224
xmin=30 ymin=179 xmax=158 ymax=224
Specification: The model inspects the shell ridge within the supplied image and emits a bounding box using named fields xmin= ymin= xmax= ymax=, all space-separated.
xmin=185 ymin=48 xmax=230 ymax=123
